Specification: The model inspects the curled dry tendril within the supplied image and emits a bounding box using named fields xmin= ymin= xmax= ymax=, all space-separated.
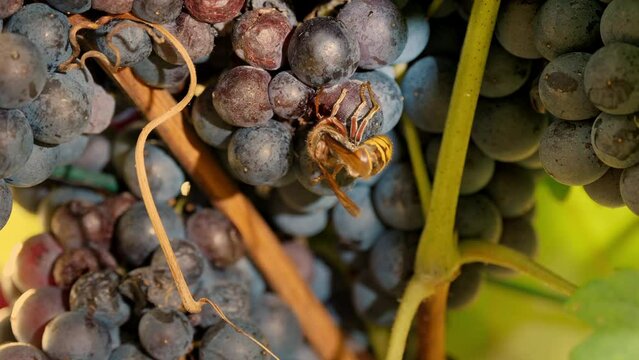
xmin=59 ymin=14 xmax=279 ymax=360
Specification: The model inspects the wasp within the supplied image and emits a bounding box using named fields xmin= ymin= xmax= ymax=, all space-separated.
xmin=306 ymin=82 xmax=393 ymax=217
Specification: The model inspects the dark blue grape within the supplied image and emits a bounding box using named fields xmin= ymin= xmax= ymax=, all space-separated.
xmin=119 ymin=266 xmax=190 ymax=311
xmin=227 ymin=120 xmax=293 ymax=185
xmin=270 ymin=195 xmax=328 ymax=237
xmin=0 ymin=307 xmax=16 ymax=344
xmin=186 ymin=207 xmax=245 ymax=267
xmin=132 ymin=0 xmax=183 ymax=24
xmin=132 ymin=52 xmax=189 ymax=89
xmin=138 ymin=308 xmax=194 ymax=360
xmin=56 ymin=135 xmax=89 ymax=166
xmin=0 ymin=0 xmax=22 ymax=19
xmin=584 ymin=168 xmax=624 ymax=208
xmin=5 ymin=144 xmax=60 ymax=187
xmin=200 ymin=319 xmax=267 ymax=360
xmin=337 ymin=0 xmax=407 ymax=69
xmin=253 ymin=293 xmax=303 ymax=356
xmin=151 ymin=239 xmax=205 ymax=285
xmin=122 ymin=144 xmax=185 ymax=202
xmin=372 ymin=163 xmax=424 ymax=230
xmin=481 ymin=42 xmax=532 ymax=98
xmin=69 ymin=270 xmax=131 ymax=329
xmin=591 ymin=112 xmax=639 ymax=168
xmin=426 ymin=137 xmax=495 ymax=195
xmin=351 ymin=272 xmax=397 ymax=326
xmin=96 ymin=20 xmax=153 ymax=67
xmin=282 ymin=241 xmax=314 ymax=282
xmin=21 ymin=72 xmax=91 ymax=145
xmin=485 ymin=164 xmax=536 ymax=218
xmin=0 ymin=181 xmax=10 ymax=230
xmin=6 ymin=4 xmax=71 ymax=72
xmin=42 ymin=311 xmax=112 ymax=360
xmin=352 ymin=70 xmax=403 ymax=133
xmin=92 ymin=0 xmax=133 ymax=14
xmin=213 ymin=66 xmax=273 ymax=127
xmin=0 ymin=343 xmax=48 ymax=360
xmin=539 ymin=120 xmax=609 ymax=185
xmin=226 ymin=257 xmax=266 ymax=305
xmin=333 ymin=185 xmax=386 ymax=251
xmin=109 ymin=343 xmax=151 ymax=360
xmin=456 ymin=194 xmax=502 ymax=243
xmin=600 ymin=0 xmax=639 ymax=46
xmin=116 ymin=201 xmax=185 ymax=266
xmin=287 ymin=17 xmax=360 ymax=87
xmin=584 ymin=43 xmax=639 ymax=115
xmin=293 ymin=344 xmax=321 ymax=360
xmin=232 ymin=8 xmax=292 ymax=70
xmin=0 ymin=33 xmax=47 ymax=109
xmin=192 ymin=85 xmax=235 ymax=149
xmin=495 ymin=0 xmax=543 ymax=59
xmin=46 ymin=0 xmax=90 ymax=13
xmin=368 ymin=230 xmax=417 ymax=296
xmin=401 ymin=56 xmax=456 ymax=133
xmin=268 ymin=71 xmax=314 ymax=121
xmin=11 ymin=286 xmax=66 ymax=347
xmin=447 ymin=264 xmax=482 ymax=309
xmin=539 ymin=52 xmax=600 ymax=120
xmin=194 ymin=281 xmax=251 ymax=328
xmin=276 ymin=181 xmax=338 ymax=213
xmin=154 ymin=12 xmax=215 ymax=64
xmin=393 ymin=3 xmax=429 ymax=64
xmin=533 ymin=0 xmax=603 ymax=60
xmin=184 ymin=0 xmax=244 ymax=23
xmin=0 ymin=109 xmax=33 ymax=179
xmin=471 ymin=95 xmax=548 ymax=162
xmin=310 ymin=259 xmax=332 ymax=302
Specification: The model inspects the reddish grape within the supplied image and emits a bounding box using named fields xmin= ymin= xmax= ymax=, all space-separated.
xmin=212 ymin=66 xmax=273 ymax=127
xmin=154 ymin=12 xmax=216 ymax=64
xmin=52 ymin=248 xmax=99 ymax=289
xmin=12 ymin=233 xmax=63 ymax=292
xmin=186 ymin=207 xmax=245 ymax=267
xmin=184 ymin=0 xmax=244 ymax=23
xmin=232 ymin=8 xmax=292 ymax=70
xmin=11 ymin=287 xmax=66 ymax=347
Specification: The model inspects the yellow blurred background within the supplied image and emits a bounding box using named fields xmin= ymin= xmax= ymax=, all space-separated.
xmin=1 ymin=179 xmax=638 ymax=360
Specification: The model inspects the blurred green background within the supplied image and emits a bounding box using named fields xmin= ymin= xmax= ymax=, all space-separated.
xmin=1 ymin=175 xmax=638 ymax=360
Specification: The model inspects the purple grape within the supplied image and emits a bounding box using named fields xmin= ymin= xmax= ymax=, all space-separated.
xmin=584 ymin=168 xmax=624 ymax=208
xmin=11 ymin=287 xmax=66 ymax=347
xmin=131 ymin=52 xmax=189 ymax=89
xmin=282 ymin=241 xmax=314 ymax=282
xmin=248 ymin=0 xmax=296 ymax=26
xmin=45 ymin=0 xmax=90 ymax=13
xmin=119 ymin=266 xmax=192 ymax=311
xmin=393 ymin=3 xmax=429 ymax=64
xmin=0 ymin=33 xmax=47 ymax=109
xmin=151 ymin=239 xmax=205 ymax=285
xmin=0 ymin=181 xmax=10 ymax=231
xmin=352 ymin=70 xmax=403 ymax=134
xmin=0 ymin=0 xmax=22 ymax=19
xmin=184 ymin=0 xmax=244 ymax=23
xmin=72 ymin=135 xmax=111 ymax=172
xmin=200 ymin=319 xmax=268 ymax=360
xmin=154 ymin=12 xmax=215 ymax=64
xmin=38 ymin=187 xmax=104 ymax=231
xmin=21 ymin=72 xmax=91 ymax=145
xmin=116 ymin=202 xmax=185 ymax=266
xmin=270 ymin=195 xmax=328 ymax=237
xmin=122 ymin=144 xmax=185 ymax=203
xmin=268 ymin=71 xmax=314 ymax=121
xmin=192 ymin=85 xmax=236 ymax=149
xmin=52 ymin=248 xmax=99 ymax=289
xmin=287 ymin=17 xmax=360 ymax=87
xmin=56 ymin=135 xmax=89 ymax=166
xmin=0 ymin=109 xmax=33 ymax=179
xmin=232 ymin=8 xmax=292 ymax=70
xmin=447 ymin=264 xmax=482 ymax=309
xmin=456 ymin=194 xmax=502 ymax=243
xmin=95 ymin=19 xmax=153 ymax=67
xmin=138 ymin=308 xmax=194 ymax=360
xmin=253 ymin=293 xmax=303 ymax=355
xmin=5 ymin=143 xmax=60 ymax=187
xmin=369 ymin=230 xmax=417 ymax=296
xmin=70 ymin=270 xmax=130 ymax=329
xmin=333 ymin=185 xmax=386 ymax=251
xmin=0 ymin=342 xmax=48 ymax=360
xmin=213 ymin=66 xmax=273 ymax=127
xmin=310 ymin=259 xmax=332 ymax=302
xmin=620 ymin=164 xmax=639 ymax=214
xmin=372 ymin=163 xmax=423 ymax=231
xmin=132 ymin=0 xmax=183 ymax=24
xmin=92 ymin=0 xmax=133 ymax=14
xmin=186 ymin=207 xmax=245 ymax=267
xmin=12 ymin=233 xmax=63 ymax=292
xmin=85 ymin=84 xmax=115 ymax=134
xmin=481 ymin=42 xmax=532 ymax=98
xmin=42 ymin=311 xmax=112 ymax=360
xmin=194 ymin=281 xmax=251 ymax=328
xmin=6 ymin=4 xmax=72 ymax=72
xmin=337 ymin=0 xmax=407 ymax=69
xmin=485 ymin=164 xmax=536 ymax=218
xmin=591 ymin=112 xmax=639 ymax=169
xmin=109 ymin=343 xmax=151 ymax=360
xmin=227 ymin=120 xmax=293 ymax=185
xmin=276 ymin=180 xmax=338 ymax=213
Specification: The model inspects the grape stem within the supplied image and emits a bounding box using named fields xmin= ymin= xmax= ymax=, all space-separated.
xmin=459 ymin=241 xmax=577 ymax=296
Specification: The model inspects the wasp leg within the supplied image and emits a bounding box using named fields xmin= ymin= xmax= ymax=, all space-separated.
xmin=354 ymin=82 xmax=381 ymax=143
xmin=315 ymin=87 xmax=323 ymax=117
xmin=330 ymin=88 xmax=349 ymax=117
xmin=350 ymin=83 xmax=369 ymax=140
xmin=326 ymin=116 xmax=348 ymax=135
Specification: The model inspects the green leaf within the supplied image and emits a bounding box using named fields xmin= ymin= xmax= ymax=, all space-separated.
xmin=567 ymin=269 xmax=639 ymax=329
xmin=571 ymin=329 xmax=639 ymax=360
xmin=544 ymin=176 xmax=572 ymax=202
